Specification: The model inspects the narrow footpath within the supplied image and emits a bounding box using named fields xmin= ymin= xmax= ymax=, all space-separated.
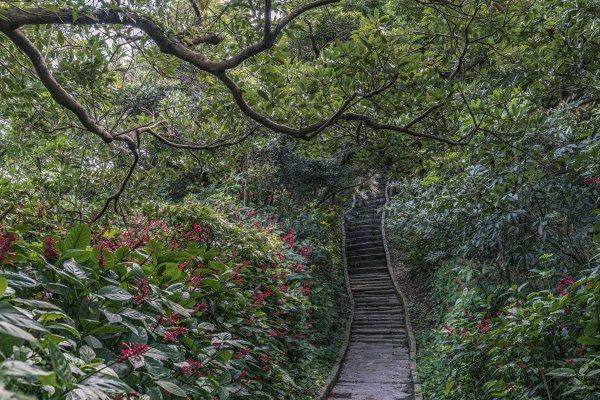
xmin=328 ymin=191 xmax=414 ymax=400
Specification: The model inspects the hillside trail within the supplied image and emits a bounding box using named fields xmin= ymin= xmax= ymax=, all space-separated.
xmin=327 ymin=187 xmax=414 ymax=400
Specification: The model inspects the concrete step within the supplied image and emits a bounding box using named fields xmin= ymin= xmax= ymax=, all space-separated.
xmin=346 ymin=232 xmax=383 ymax=241
xmin=347 ymin=246 xmax=385 ymax=255
xmin=346 ymin=240 xmax=384 ymax=250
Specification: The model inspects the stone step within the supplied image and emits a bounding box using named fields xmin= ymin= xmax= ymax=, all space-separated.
xmin=346 ymin=217 xmax=381 ymax=225
xmin=346 ymin=233 xmax=383 ymax=242
xmin=346 ymin=224 xmax=382 ymax=232
xmin=351 ymin=284 xmax=396 ymax=296
xmin=347 ymin=252 xmax=387 ymax=261
xmin=347 ymin=245 xmax=385 ymax=255
xmin=346 ymin=240 xmax=384 ymax=250
xmin=349 ymin=269 xmax=390 ymax=276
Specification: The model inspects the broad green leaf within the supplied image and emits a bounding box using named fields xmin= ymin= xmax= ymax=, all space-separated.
xmin=0 ymin=360 xmax=53 ymax=377
xmin=0 ymin=271 xmax=38 ymax=288
xmin=0 ymin=321 xmax=37 ymax=342
xmin=576 ymin=336 xmax=600 ymax=346
xmin=156 ymin=380 xmax=187 ymax=397
xmin=97 ymin=286 xmax=132 ymax=301
xmin=0 ymin=276 xmax=7 ymax=296
xmin=48 ymin=341 xmax=73 ymax=389
xmin=547 ymin=368 xmax=576 ymax=378
xmin=61 ymin=224 xmax=91 ymax=251
xmin=0 ymin=302 xmax=47 ymax=332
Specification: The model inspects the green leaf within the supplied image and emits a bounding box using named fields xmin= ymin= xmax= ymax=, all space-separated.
xmin=97 ymin=286 xmax=132 ymax=301
xmin=0 ymin=302 xmax=47 ymax=332
xmin=81 ymin=375 xmax=133 ymax=393
xmin=0 ymin=271 xmax=38 ymax=288
xmin=0 ymin=276 xmax=7 ymax=296
xmin=0 ymin=321 xmax=37 ymax=342
xmin=576 ymin=336 xmax=600 ymax=345
xmin=0 ymin=360 xmax=53 ymax=377
xmin=47 ymin=323 xmax=81 ymax=339
xmin=89 ymin=325 xmax=128 ymax=335
xmin=48 ymin=341 xmax=73 ymax=389
xmin=156 ymin=380 xmax=187 ymax=397
xmin=547 ymin=368 xmax=576 ymax=378
xmin=61 ymin=224 xmax=91 ymax=251
xmin=219 ymin=369 xmax=232 ymax=385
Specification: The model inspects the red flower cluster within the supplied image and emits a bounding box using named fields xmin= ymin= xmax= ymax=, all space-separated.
xmin=43 ymin=237 xmax=59 ymax=263
xmin=441 ymin=323 xmax=453 ymax=337
xmin=584 ymin=177 xmax=600 ymax=187
xmin=479 ymin=319 xmax=492 ymax=335
xmin=556 ymin=276 xmax=576 ymax=296
xmin=252 ymin=287 xmax=273 ymax=307
xmin=0 ymin=232 xmax=17 ymax=267
xmin=116 ymin=342 xmax=148 ymax=362
xmin=234 ymin=348 xmax=251 ymax=359
xmin=282 ymin=229 xmax=295 ymax=249
xmin=299 ymin=245 xmax=314 ymax=257
xmin=164 ymin=325 xmax=189 ymax=342
xmin=133 ymin=277 xmax=152 ymax=304
xmin=182 ymin=359 xmax=204 ymax=377
xmin=300 ymin=281 xmax=314 ymax=296
xmin=268 ymin=329 xmax=288 ymax=338
xmin=182 ymin=225 xmax=209 ymax=244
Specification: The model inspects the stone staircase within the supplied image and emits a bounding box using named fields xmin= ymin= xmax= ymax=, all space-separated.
xmin=328 ymin=191 xmax=414 ymax=400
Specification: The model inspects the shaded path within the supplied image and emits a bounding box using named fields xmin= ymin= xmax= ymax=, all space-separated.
xmin=328 ymin=191 xmax=414 ymax=400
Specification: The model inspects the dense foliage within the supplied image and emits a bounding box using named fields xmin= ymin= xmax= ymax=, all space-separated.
xmin=0 ymin=197 xmax=348 ymax=400
xmin=1 ymin=0 xmax=599 ymax=398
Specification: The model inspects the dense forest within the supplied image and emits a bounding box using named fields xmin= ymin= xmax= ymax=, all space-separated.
xmin=0 ymin=0 xmax=598 ymax=399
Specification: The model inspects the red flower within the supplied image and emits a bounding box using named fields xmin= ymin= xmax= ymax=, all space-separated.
xmin=133 ymin=277 xmax=152 ymax=304
xmin=584 ymin=177 xmax=600 ymax=187
xmin=115 ymin=342 xmax=148 ymax=362
xmin=282 ymin=229 xmax=295 ymax=249
xmin=163 ymin=326 xmax=189 ymax=342
xmin=43 ymin=237 xmax=59 ymax=263
xmin=441 ymin=323 xmax=453 ymax=337
xmin=234 ymin=349 xmax=251 ymax=359
xmin=479 ymin=319 xmax=492 ymax=335
xmin=182 ymin=359 xmax=204 ymax=376
xmin=0 ymin=232 xmax=17 ymax=267
xmin=268 ymin=329 xmax=288 ymax=338
xmin=556 ymin=276 xmax=576 ymax=296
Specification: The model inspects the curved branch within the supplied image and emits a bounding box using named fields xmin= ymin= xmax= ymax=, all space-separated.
xmin=2 ymin=29 xmax=118 ymax=144
xmin=339 ymin=113 xmax=470 ymax=145
xmin=216 ymin=0 xmax=341 ymax=69
xmin=147 ymin=126 xmax=258 ymax=149
xmin=92 ymin=144 xmax=139 ymax=223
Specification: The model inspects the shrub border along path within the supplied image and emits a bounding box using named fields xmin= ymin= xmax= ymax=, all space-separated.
xmin=315 ymin=195 xmax=356 ymax=400
xmin=382 ymin=181 xmax=422 ymax=400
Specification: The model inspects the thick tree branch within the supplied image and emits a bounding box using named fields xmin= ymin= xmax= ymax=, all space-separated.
xmin=147 ymin=126 xmax=258 ymax=149
xmin=216 ymin=0 xmax=341 ymax=69
xmin=2 ymin=29 xmax=119 ymax=144
xmin=264 ymin=0 xmax=273 ymax=44
xmin=339 ymin=113 xmax=470 ymax=145
xmin=0 ymin=4 xmax=469 ymax=148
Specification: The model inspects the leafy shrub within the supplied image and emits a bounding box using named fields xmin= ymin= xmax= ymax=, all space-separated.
xmin=418 ymin=261 xmax=600 ymax=399
xmin=0 ymin=203 xmax=337 ymax=400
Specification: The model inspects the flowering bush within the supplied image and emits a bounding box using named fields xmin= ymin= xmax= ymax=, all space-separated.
xmin=417 ymin=261 xmax=600 ymax=399
xmin=0 ymin=203 xmax=333 ymax=399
